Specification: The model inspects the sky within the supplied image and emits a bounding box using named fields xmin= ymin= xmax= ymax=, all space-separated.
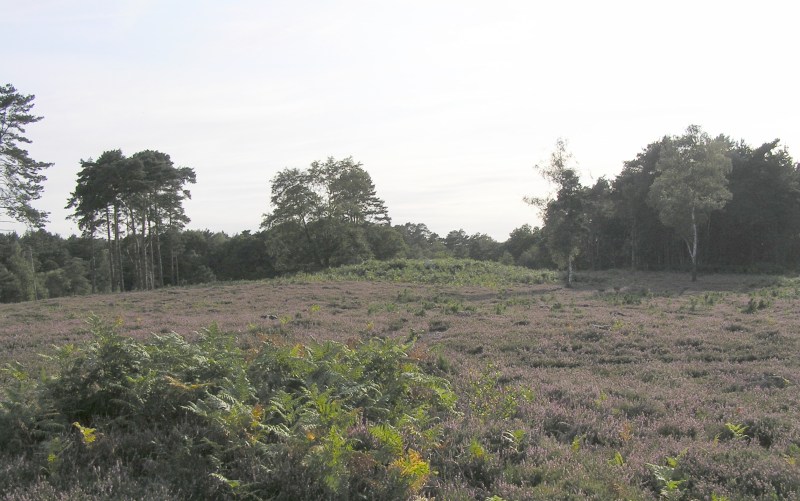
xmin=2 ymin=0 xmax=798 ymax=241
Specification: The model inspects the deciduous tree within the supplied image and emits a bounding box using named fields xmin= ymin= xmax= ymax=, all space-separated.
xmin=647 ymin=125 xmax=732 ymax=281
xmin=527 ymin=139 xmax=588 ymax=287
xmin=263 ymin=157 xmax=391 ymax=271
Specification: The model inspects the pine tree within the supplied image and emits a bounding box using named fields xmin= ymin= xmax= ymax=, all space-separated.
xmin=0 ymin=84 xmax=52 ymax=227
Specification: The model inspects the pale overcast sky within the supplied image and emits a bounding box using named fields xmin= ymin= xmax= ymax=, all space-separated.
xmin=2 ymin=0 xmax=798 ymax=240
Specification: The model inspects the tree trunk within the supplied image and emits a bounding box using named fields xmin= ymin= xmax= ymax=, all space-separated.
xmin=89 ymin=234 xmax=96 ymax=294
xmin=566 ymin=255 xmax=574 ymax=288
xmin=114 ymin=205 xmax=125 ymax=292
xmin=154 ymin=218 xmax=164 ymax=287
xmin=301 ymin=218 xmax=324 ymax=269
xmin=141 ymin=215 xmax=149 ymax=289
xmin=28 ymin=247 xmax=38 ymax=301
xmin=688 ymin=206 xmax=698 ymax=282
xmin=128 ymin=210 xmax=143 ymax=290
xmin=170 ymin=245 xmax=177 ymax=286
xmin=145 ymin=215 xmax=154 ymax=289
xmin=105 ymin=207 xmax=116 ymax=292
xmin=629 ymin=216 xmax=637 ymax=270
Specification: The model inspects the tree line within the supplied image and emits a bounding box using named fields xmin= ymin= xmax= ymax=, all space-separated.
xmin=67 ymin=149 xmax=196 ymax=291
xmin=2 ymin=83 xmax=800 ymax=302
xmin=534 ymin=126 xmax=800 ymax=284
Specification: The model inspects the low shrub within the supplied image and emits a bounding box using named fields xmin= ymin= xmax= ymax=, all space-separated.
xmin=297 ymin=258 xmax=560 ymax=287
xmin=0 ymin=315 xmax=457 ymax=500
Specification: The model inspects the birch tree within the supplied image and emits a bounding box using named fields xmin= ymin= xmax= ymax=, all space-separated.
xmin=527 ymin=139 xmax=587 ymax=287
xmin=647 ymin=125 xmax=732 ymax=281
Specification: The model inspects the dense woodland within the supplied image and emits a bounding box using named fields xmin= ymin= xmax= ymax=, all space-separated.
xmin=2 ymin=84 xmax=800 ymax=302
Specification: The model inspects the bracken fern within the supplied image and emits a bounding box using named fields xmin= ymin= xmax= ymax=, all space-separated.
xmin=0 ymin=315 xmax=457 ymax=500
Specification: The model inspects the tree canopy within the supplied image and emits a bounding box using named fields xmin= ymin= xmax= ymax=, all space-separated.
xmin=262 ymin=157 xmax=394 ymax=271
xmin=528 ymin=139 xmax=588 ymax=287
xmin=67 ymin=149 xmax=196 ymax=291
xmin=3 ymin=123 xmax=800 ymax=303
xmin=647 ymin=125 xmax=732 ymax=281
xmin=0 ymin=84 xmax=52 ymax=227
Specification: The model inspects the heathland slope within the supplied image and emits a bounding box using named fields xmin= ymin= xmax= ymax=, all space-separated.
xmin=1 ymin=261 xmax=798 ymax=499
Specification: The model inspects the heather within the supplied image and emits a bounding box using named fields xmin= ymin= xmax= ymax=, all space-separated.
xmin=0 ymin=316 xmax=455 ymax=499
xmin=1 ymin=263 xmax=799 ymax=499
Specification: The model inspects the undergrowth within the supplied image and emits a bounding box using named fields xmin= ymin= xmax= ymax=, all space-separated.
xmin=0 ymin=315 xmax=457 ymax=500
xmin=286 ymin=258 xmax=560 ymax=287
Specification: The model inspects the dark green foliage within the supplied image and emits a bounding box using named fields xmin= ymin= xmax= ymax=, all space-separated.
xmin=647 ymin=126 xmax=733 ymax=281
xmin=441 ymin=229 xmax=505 ymax=262
xmin=528 ymin=139 xmax=589 ymax=286
xmin=506 ymin=224 xmax=554 ymax=269
xmin=0 ymin=316 xmax=457 ymax=500
xmin=0 ymin=231 xmax=93 ymax=301
xmin=208 ymin=230 xmax=276 ymax=281
xmin=364 ymin=223 xmax=409 ymax=260
xmin=580 ymin=177 xmax=620 ymax=270
xmin=710 ymin=139 xmax=800 ymax=268
xmin=262 ymin=157 xmax=399 ymax=272
xmin=0 ymin=83 xmax=52 ymax=227
xmin=67 ymin=149 xmax=196 ymax=291
xmin=612 ymin=139 xmax=675 ymax=269
xmin=3 ymin=126 xmax=800 ymax=306
xmin=394 ymin=222 xmax=448 ymax=259
xmin=593 ymin=128 xmax=800 ymax=274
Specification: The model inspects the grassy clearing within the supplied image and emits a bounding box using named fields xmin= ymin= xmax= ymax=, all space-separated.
xmin=1 ymin=262 xmax=799 ymax=499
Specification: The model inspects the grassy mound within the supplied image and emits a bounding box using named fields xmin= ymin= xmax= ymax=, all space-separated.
xmin=295 ymin=258 xmax=560 ymax=287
